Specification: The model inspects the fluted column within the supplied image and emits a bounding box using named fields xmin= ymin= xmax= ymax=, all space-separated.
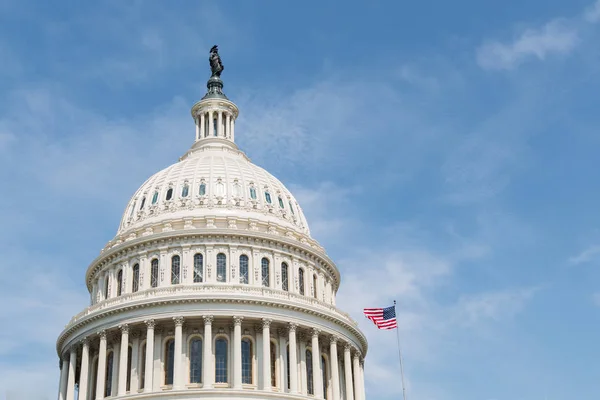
xmin=225 ymin=114 xmax=231 ymax=138
xmin=261 ymin=318 xmax=272 ymax=391
xmin=208 ymin=111 xmax=214 ymax=136
xmin=299 ymin=336 xmax=307 ymax=395
xmin=353 ymin=353 xmax=361 ymax=400
xmin=58 ymin=357 xmax=68 ymax=400
xmin=200 ymin=113 xmax=205 ymax=138
xmin=144 ymin=320 xmax=155 ymax=392
xmin=203 ymin=316 xmax=214 ymax=388
xmin=65 ymin=347 xmax=77 ymax=400
xmin=330 ymin=337 xmax=340 ymax=400
xmin=130 ymin=332 xmax=140 ymax=393
xmin=231 ymin=118 xmax=235 ymax=141
xmin=173 ymin=317 xmax=184 ymax=389
xmin=311 ymin=329 xmax=323 ymax=399
xmin=118 ymin=325 xmax=130 ymax=395
xmin=78 ymin=339 xmax=90 ymax=400
xmin=278 ymin=329 xmax=286 ymax=392
xmin=96 ymin=331 xmax=108 ymax=400
xmin=343 ymin=345 xmax=354 ymax=400
xmin=360 ymin=359 xmax=366 ymax=400
xmin=111 ymin=338 xmax=120 ymax=396
xmin=217 ymin=111 xmax=223 ymax=137
xmin=287 ymin=324 xmax=298 ymax=393
xmin=233 ymin=316 xmax=243 ymax=389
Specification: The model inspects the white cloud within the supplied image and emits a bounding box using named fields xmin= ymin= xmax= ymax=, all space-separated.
xmin=476 ymin=19 xmax=578 ymax=70
xmin=568 ymin=244 xmax=600 ymax=265
xmin=584 ymin=0 xmax=600 ymax=22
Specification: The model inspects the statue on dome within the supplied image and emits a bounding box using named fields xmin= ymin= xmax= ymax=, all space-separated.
xmin=209 ymin=45 xmax=224 ymax=77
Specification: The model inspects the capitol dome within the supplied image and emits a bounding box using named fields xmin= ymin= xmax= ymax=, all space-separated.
xmin=56 ymin=47 xmax=367 ymax=400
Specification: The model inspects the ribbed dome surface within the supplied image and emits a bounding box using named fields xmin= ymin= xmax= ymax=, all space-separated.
xmin=118 ymin=144 xmax=310 ymax=237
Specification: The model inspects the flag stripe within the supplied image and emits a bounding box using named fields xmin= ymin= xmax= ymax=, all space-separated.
xmin=363 ymin=305 xmax=397 ymax=330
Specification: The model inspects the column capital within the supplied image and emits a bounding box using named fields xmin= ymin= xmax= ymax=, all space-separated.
xmin=144 ymin=319 xmax=156 ymax=329
xmin=287 ymin=322 xmax=298 ymax=333
xmin=173 ymin=316 xmax=185 ymax=327
xmin=119 ymin=324 xmax=129 ymax=334
xmin=329 ymin=335 xmax=339 ymax=345
xmin=311 ymin=328 xmax=321 ymax=338
xmin=261 ymin=318 xmax=272 ymax=329
xmin=80 ymin=337 xmax=90 ymax=347
xmin=344 ymin=343 xmax=353 ymax=352
xmin=233 ymin=316 xmax=243 ymax=326
xmin=97 ymin=330 xmax=107 ymax=340
xmin=203 ymin=315 xmax=214 ymax=326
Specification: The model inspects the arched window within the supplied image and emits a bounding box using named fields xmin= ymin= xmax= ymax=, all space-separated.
xmin=289 ymin=201 xmax=295 ymax=215
xmin=242 ymin=338 xmax=253 ymax=384
xmin=151 ymin=259 xmax=159 ymax=288
xmin=299 ymin=269 xmax=305 ymax=295
xmin=193 ymin=254 xmax=203 ymax=283
xmin=126 ymin=346 xmax=132 ymax=391
xmin=140 ymin=343 xmax=146 ymax=390
xmin=104 ymin=277 xmax=109 ymax=299
xmin=306 ymin=349 xmax=314 ymax=395
xmin=313 ymin=274 xmax=318 ymax=299
xmin=165 ymin=339 xmax=175 ymax=385
xmin=270 ymin=341 xmax=277 ymax=387
xmin=239 ymin=255 xmax=249 ymax=284
xmin=105 ymin=351 xmax=114 ymax=397
xmin=215 ymin=338 xmax=228 ymax=383
xmin=281 ymin=262 xmax=289 ymax=291
xmin=261 ymin=258 xmax=270 ymax=287
xmin=171 ymin=255 xmax=180 ymax=285
xmin=213 ymin=118 xmax=218 ymax=136
xmin=116 ymin=270 xmax=123 ymax=296
xmin=140 ymin=197 xmax=146 ymax=210
xmin=189 ymin=338 xmax=202 ymax=384
xmin=249 ymin=186 xmax=257 ymax=200
xmin=322 ymin=355 xmax=328 ymax=399
xmin=166 ymin=188 xmax=173 ymax=201
xmin=132 ymin=264 xmax=140 ymax=293
xmin=182 ymin=184 xmax=189 ymax=198
xmin=265 ymin=191 xmax=272 ymax=204
xmin=216 ymin=253 xmax=227 ymax=282
xmin=199 ymin=183 xmax=206 ymax=196
xmin=278 ymin=196 xmax=285 ymax=208
xmin=152 ymin=191 xmax=159 ymax=204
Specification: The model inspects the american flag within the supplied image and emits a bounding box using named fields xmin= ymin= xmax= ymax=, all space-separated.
xmin=363 ymin=305 xmax=398 ymax=330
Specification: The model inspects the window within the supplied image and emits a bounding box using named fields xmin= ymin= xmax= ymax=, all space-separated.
xmin=270 ymin=341 xmax=277 ymax=387
xmin=313 ymin=274 xmax=318 ymax=299
xmin=281 ymin=263 xmax=289 ymax=291
xmin=140 ymin=197 xmax=146 ymax=210
xmin=126 ymin=346 xmax=132 ymax=391
xmin=216 ymin=181 xmax=225 ymax=196
xmin=199 ymin=183 xmax=206 ymax=196
xmin=140 ymin=344 xmax=146 ymax=390
xmin=289 ymin=201 xmax=295 ymax=215
xmin=151 ymin=259 xmax=159 ymax=288
xmin=182 ymin=184 xmax=189 ymax=198
xmin=242 ymin=338 xmax=253 ymax=384
xmin=233 ymin=182 xmax=241 ymax=197
xmin=265 ymin=191 xmax=272 ymax=204
xmin=215 ymin=338 xmax=228 ymax=383
xmin=128 ymin=203 xmax=136 ymax=218
xmin=193 ymin=254 xmax=203 ymax=283
xmin=286 ymin=345 xmax=290 ymax=390
xmin=299 ymin=269 xmax=305 ymax=295
xmin=190 ymin=338 xmax=202 ymax=384
xmin=239 ymin=255 xmax=249 ymax=284
xmin=213 ymin=118 xmax=218 ymax=136
xmin=132 ymin=264 xmax=140 ymax=293
xmin=306 ymin=349 xmax=314 ymax=395
xmin=171 ymin=255 xmax=180 ymax=285
xmin=217 ymin=253 xmax=227 ymax=282
xmin=116 ymin=269 xmax=123 ymax=296
xmin=104 ymin=277 xmax=109 ymax=299
xmin=152 ymin=191 xmax=159 ymax=204
xmin=166 ymin=188 xmax=173 ymax=201
xmin=105 ymin=352 xmax=114 ymax=397
xmin=249 ymin=186 xmax=257 ymax=200
xmin=165 ymin=339 xmax=175 ymax=385
xmin=278 ymin=196 xmax=284 ymax=208
xmin=261 ymin=258 xmax=270 ymax=287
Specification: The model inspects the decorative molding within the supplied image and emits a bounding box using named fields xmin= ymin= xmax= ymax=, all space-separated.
xmin=144 ymin=319 xmax=156 ymax=330
xmin=119 ymin=324 xmax=129 ymax=334
xmin=287 ymin=323 xmax=297 ymax=334
xmin=173 ymin=316 xmax=185 ymax=327
xmin=203 ymin=315 xmax=214 ymax=326
xmin=233 ymin=316 xmax=243 ymax=326
xmin=261 ymin=318 xmax=272 ymax=329
xmin=311 ymin=328 xmax=321 ymax=338
xmin=98 ymin=330 xmax=107 ymax=340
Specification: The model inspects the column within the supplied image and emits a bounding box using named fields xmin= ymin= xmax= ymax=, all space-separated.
xmin=78 ymin=339 xmax=90 ymax=400
xmin=278 ymin=329 xmax=286 ymax=392
xmin=287 ymin=324 xmax=298 ymax=394
xmin=360 ymin=360 xmax=366 ymax=400
xmin=233 ymin=316 xmax=243 ymax=389
xmin=329 ymin=337 xmax=340 ymax=400
xmin=299 ymin=336 xmax=307 ymax=395
xmin=200 ymin=113 xmax=205 ymax=138
xmin=66 ymin=347 xmax=77 ymax=400
xmin=203 ymin=316 xmax=214 ymax=388
xmin=58 ymin=357 xmax=68 ymax=400
xmin=118 ymin=324 xmax=129 ymax=395
xmin=225 ymin=114 xmax=231 ymax=139
xmin=217 ymin=111 xmax=223 ymax=137
xmin=144 ymin=320 xmax=155 ymax=393
xmin=195 ymin=116 xmax=200 ymax=140
xmin=261 ymin=318 xmax=271 ymax=391
xmin=353 ymin=353 xmax=361 ymax=400
xmin=96 ymin=331 xmax=108 ymax=400
xmin=111 ymin=339 xmax=120 ymax=396
xmin=173 ymin=317 xmax=184 ymax=389
xmin=343 ymin=345 xmax=354 ymax=400
xmin=152 ymin=328 xmax=162 ymax=391
xmin=311 ymin=329 xmax=323 ymax=399
xmin=231 ymin=118 xmax=235 ymax=141
xmin=208 ymin=111 xmax=214 ymax=136
xmin=130 ymin=332 xmax=140 ymax=393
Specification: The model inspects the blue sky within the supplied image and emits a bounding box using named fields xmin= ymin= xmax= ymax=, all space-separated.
xmin=1 ymin=0 xmax=600 ymax=399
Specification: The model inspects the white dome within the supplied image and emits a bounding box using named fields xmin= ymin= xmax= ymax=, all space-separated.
xmin=118 ymin=141 xmax=311 ymax=238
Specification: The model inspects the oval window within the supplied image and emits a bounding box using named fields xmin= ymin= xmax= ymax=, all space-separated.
xmin=152 ymin=191 xmax=159 ymax=204
xmin=278 ymin=197 xmax=284 ymax=208
xmin=140 ymin=197 xmax=146 ymax=210
xmin=166 ymin=188 xmax=173 ymax=201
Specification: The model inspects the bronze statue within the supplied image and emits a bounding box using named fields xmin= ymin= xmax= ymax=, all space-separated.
xmin=209 ymin=45 xmax=224 ymax=77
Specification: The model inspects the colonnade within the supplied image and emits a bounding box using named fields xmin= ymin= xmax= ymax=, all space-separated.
xmin=194 ymin=109 xmax=235 ymax=141
xmin=57 ymin=316 xmax=366 ymax=400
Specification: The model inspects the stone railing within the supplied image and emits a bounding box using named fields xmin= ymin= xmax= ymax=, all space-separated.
xmin=67 ymin=284 xmax=358 ymax=328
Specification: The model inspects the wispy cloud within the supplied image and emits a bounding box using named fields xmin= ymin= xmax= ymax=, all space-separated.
xmin=476 ymin=19 xmax=578 ymax=70
xmin=584 ymin=0 xmax=600 ymax=22
xmin=568 ymin=244 xmax=600 ymax=265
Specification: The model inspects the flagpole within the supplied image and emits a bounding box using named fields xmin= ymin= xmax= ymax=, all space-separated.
xmin=394 ymin=300 xmax=407 ymax=400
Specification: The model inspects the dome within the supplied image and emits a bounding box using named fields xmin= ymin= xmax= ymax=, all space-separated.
xmin=118 ymin=143 xmax=310 ymax=239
